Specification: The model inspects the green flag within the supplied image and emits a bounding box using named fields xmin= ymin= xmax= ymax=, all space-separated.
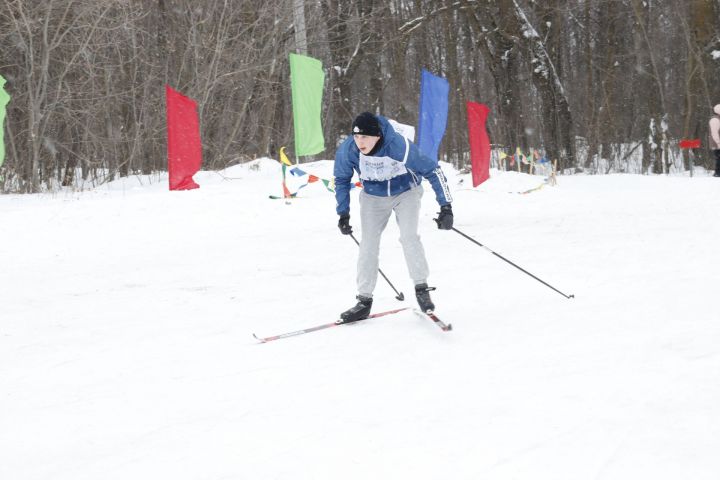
xmin=289 ymin=53 xmax=325 ymax=156
xmin=0 ymin=75 xmax=10 ymax=168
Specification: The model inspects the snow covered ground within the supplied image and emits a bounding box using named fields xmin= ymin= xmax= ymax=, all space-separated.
xmin=2 ymin=159 xmax=719 ymax=479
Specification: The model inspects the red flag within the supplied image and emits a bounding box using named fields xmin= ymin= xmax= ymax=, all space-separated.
xmin=679 ymin=139 xmax=701 ymax=149
xmin=466 ymin=101 xmax=491 ymax=187
xmin=166 ymin=85 xmax=201 ymax=190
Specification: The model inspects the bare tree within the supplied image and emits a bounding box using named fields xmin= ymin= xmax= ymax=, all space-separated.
xmin=1 ymin=0 xmax=720 ymax=193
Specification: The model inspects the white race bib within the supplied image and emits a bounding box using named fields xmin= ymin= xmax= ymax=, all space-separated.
xmin=359 ymin=154 xmax=408 ymax=181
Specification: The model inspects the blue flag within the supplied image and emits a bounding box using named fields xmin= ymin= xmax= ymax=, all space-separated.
xmin=417 ymin=69 xmax=449 ymax=162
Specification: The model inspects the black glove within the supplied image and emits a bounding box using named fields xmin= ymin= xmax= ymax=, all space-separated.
xmin=338 ymin=214 xmax=353 ymax=235
xmin=434 ymin=204 xmax=453 ymax=230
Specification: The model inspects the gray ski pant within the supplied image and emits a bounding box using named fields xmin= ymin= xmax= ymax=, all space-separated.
xmin=357 ymin=185 xmax=429 ymax=297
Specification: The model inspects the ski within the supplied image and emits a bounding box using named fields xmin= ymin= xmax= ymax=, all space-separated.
xmin=413 ymin=309 xmax=453 ymax=331
xmin=253 ymin=307 xmax=410 ymax=343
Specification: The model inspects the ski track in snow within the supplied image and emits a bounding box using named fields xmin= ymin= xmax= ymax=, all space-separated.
xmin=2 ymin=160 xmax=720 ymax=479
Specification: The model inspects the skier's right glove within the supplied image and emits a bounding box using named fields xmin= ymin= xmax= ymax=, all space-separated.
xmin=338 ymin=214 xmax=353 ymax=235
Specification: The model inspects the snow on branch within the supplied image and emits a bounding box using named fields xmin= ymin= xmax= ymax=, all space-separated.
xmin=399 ymin=1 xmax=477 ymax=35
xmin=512 ymin=0 xmax=566 ymax=100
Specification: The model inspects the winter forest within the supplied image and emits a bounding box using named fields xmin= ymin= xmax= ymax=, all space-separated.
xmin=1 ymin=0 xmax=720 ymax=193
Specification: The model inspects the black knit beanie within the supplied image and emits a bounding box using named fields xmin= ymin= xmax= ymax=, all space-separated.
xmin=351 ymin=112 xmax=382 ymax=137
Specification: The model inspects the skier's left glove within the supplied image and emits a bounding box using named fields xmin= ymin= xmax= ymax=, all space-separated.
xmin=338 ymin=214 xmax=353 ymax=235
xmin=434 ymin=204 xmax=453 ymax=230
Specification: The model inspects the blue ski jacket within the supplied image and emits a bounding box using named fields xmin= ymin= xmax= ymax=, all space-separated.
xmin=333 ymin=115 xmax=452 ymax=215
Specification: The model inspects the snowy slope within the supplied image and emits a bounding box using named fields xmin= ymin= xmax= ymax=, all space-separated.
xmin=1 ymin=160 xmax=720 ymax=480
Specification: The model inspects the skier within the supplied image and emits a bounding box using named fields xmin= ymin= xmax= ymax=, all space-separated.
xmin=709 ymin=104 xmax=720 ymax=177
xmin=334 ymin=112 xmax=454 ymax=322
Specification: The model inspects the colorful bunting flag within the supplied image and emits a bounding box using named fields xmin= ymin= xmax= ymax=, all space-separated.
xmin=516 ymin=183 xmax=546 ymax=194
xmin=519 ymin=149 xmax=530 ymax=165
xmin=466 ymin=101 xmax=491 ymax=187
xmin=272 ymin=149 xmax=338 ymax=199
xmin=289 ymin=53 xmax=325 ymax=156
xmin=279 ymin=146 xmax=293 ymax=166
xmin=281 ymin=164 xmax=293 ymax=198
xmin=289 ymin=166 xmax=336 ymax=193
xmin=417 ymin=69 xmax=449 ymax=162
xmin=679 ymin=139 xmax=701 ymax=149
xmin=166 ymin=85 xmax=201 ymax=190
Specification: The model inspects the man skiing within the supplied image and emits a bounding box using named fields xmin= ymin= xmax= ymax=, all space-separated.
xmin=334 ymin=112 xmax=454 ymax=322
xmin=709 ymin=104 xmax=720 ymax=177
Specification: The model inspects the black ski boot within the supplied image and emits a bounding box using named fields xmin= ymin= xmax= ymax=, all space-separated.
xmin=415 ymin=283 xmax=436 ymax=313
xmin=339 ymin=295 xmax=373 ymax=323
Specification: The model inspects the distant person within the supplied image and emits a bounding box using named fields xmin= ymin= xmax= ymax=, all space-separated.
xmin=710 ymin=104 xmax=720 ymax=177
xmin=333 ymin=112 xmax=454 ymax=322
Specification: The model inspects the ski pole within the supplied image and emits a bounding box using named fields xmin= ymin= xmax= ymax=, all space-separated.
xmin=450 ymin=227 xmax=575 ymax=299
xmin=349 ymin=233 xmax=405 ymax=301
